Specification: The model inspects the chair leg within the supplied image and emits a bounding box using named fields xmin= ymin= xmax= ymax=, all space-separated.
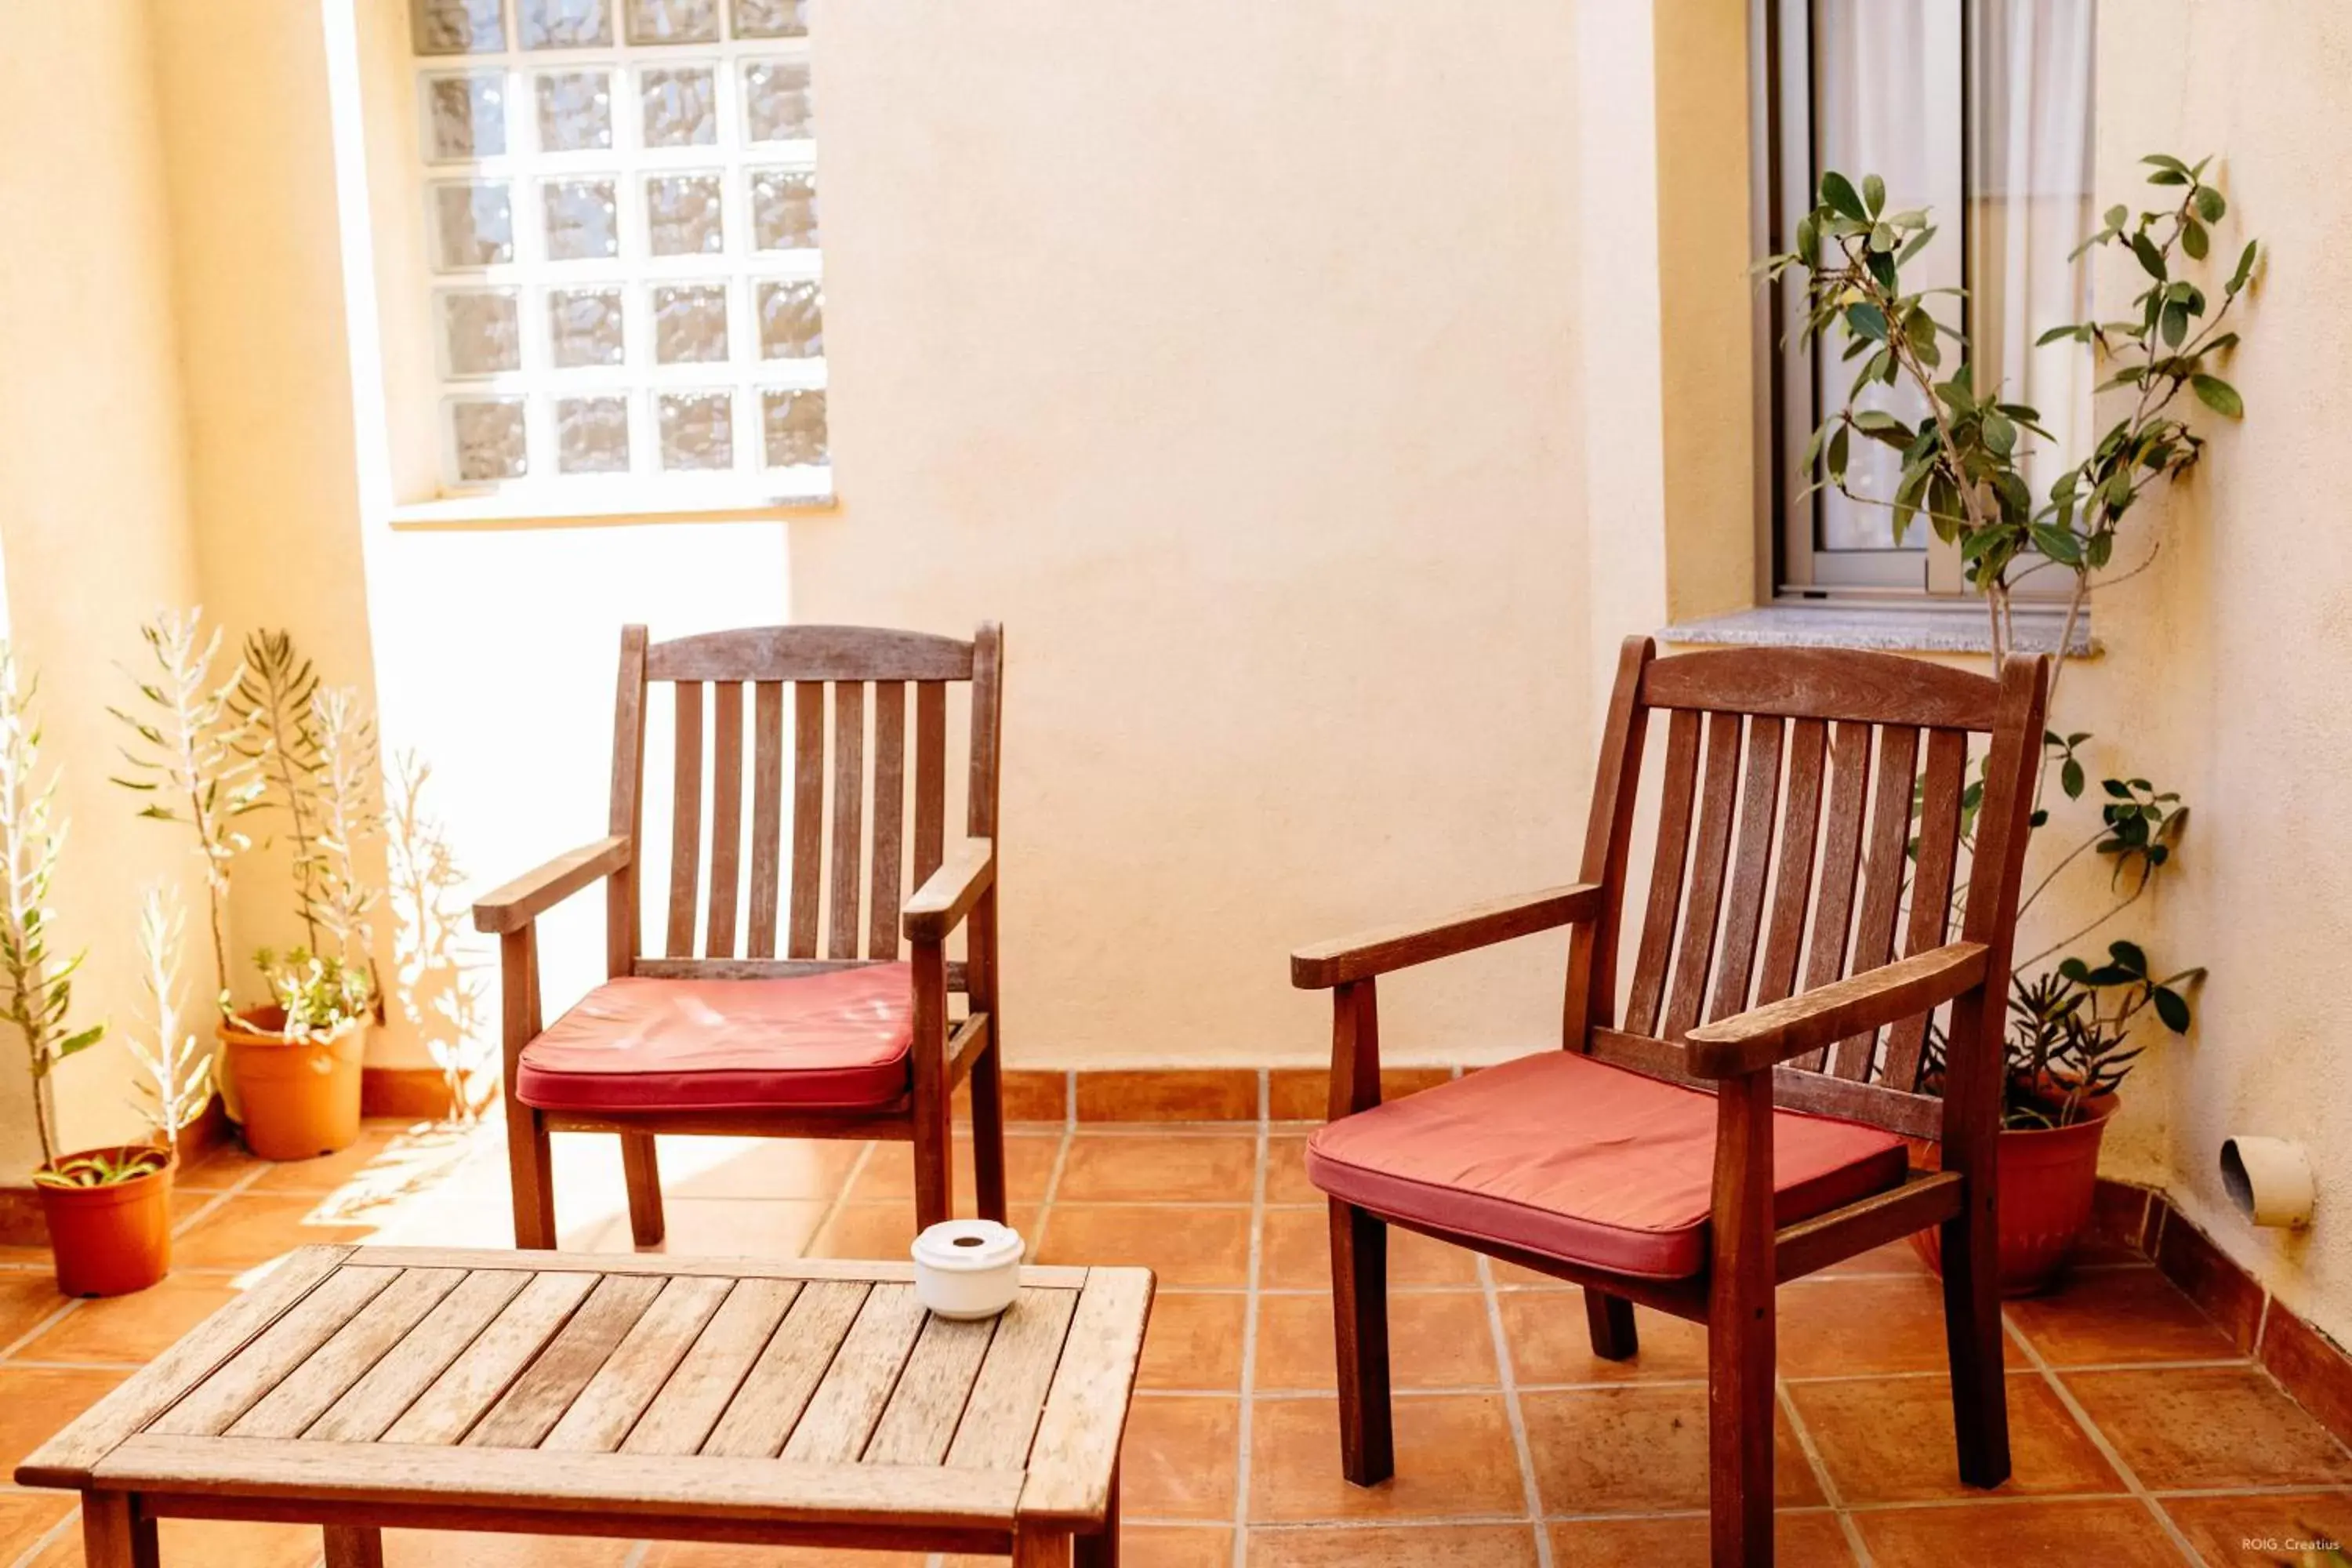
xmin=913 ymin=1111 xmax=955 ymax=1232
xmin=1706 ymin=1284 xmax=1775 ymax=1566
xmin=969 ymin=1038 xmax=1010 ymax=1224
xmin=621 ymin=1132 xmax=665 ymax=1248
xmin=505 ymin=1099 xmax=555 ymax=1250
xmin=1584 ymin=1287 xmax=1639 ymax=1361
xmin=1330 ymin=1199 xmax=1394 ymax=1486
xmin=323 ymin=1525 xmax=385 ymax=1568
xmin=1940 ymin=1200 xmax=2012 ymax=1487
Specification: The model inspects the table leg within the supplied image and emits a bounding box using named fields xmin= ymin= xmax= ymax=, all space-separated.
xmin=81 ymin=1493 xmax=158 ymax=1568
xmin=1012 ymin=1520 xmax=1071 ymax=1566
xmin=323 ymin=1525 xmax=384 ymax=1568
xmin=1075 ymin=1459 xmax=1120 ymax=1568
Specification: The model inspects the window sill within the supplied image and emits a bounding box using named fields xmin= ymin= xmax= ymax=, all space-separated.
xmin=1664 ymin=602 xmax=2096 ymax=658
xmin=385 ymin=475 xmax=838 ymax=530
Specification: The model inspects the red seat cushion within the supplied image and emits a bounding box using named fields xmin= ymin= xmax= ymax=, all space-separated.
xmin=514 ymin=965 xmax=915 ymax=1114
xmin=1305 ymin=1050 xmax=1907 ymax=1280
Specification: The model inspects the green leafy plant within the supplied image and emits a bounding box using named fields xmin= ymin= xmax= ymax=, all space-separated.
xmin=30 ymin=1146 xmax=169 ymax=1190
xmin=306 ymin=684 xmax=382 ymax=1009
xmin=110 ymin=609 xmax=263 ymax=1011
xmin=387 ymin=752 xmax=492 ymax=1122
xmin=128 ymin=883 xmax=215 ymax=1142
xmin=230 ymin=630 xmax=325 ymax=953
xmin=0 ymin=644 xmax=104 ymax=1171
xmin=253 ymin=946 xmax=373 ymax=1040
xmin=1765 ymin=155 xmax=2257 ymax=1127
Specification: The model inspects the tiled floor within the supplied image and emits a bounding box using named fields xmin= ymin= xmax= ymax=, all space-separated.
xmin=4 ymin=1117 xmax=2349 ymax=1566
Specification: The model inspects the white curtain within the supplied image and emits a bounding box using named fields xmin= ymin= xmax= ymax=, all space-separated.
xmin=1809 ymin=0 xmax=2095 ymax=557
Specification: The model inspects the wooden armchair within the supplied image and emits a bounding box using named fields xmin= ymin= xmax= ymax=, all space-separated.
xmin=1290 ymin=638 xmax=2048 ymax=1566
xmin=474 ymin=623 xmax=1008 ymax=1250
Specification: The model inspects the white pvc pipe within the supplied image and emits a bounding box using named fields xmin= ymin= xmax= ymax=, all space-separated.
xmin=2220 ymin=1137 xmax=2316 ymax=1229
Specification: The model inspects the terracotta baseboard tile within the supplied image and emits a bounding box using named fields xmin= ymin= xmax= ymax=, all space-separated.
xmin=1265 ymin=1066 xmax=1457 ymax=1121
xmin=2261 ymin=1302 xmax=2352 ymax=1450
xmin=361 ymin=1066 xmax=461 ymax=1120
xmin=997 ymin=1070 xmax=1070 ymax=1122
xmin=2154 ymin=1204 xmax=2268 ymax=1352
xmin=1073 ymin=1069 xmax=1260 ymax=1123
xmin=2089 ymin=1178 xmax=2156 ymax=1253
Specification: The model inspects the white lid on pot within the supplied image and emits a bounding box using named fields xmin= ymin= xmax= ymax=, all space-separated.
xmin=912 ymin=1218 xmax=1024 ymax=1274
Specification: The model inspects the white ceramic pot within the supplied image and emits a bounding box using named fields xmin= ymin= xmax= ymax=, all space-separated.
xmin=911 ymin=1219 xmax=1024 ymax=1319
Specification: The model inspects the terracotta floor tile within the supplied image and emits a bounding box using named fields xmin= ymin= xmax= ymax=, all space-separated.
xmin=1548 ymin=1512 xmax=1856 ymax=1566
xmin=1788 ymin=1372 xmax=2121 ymax=1504
xmin=169 ymin=1193 xmax=385 ymax=1269
xmin=1247 ymin=1523 xmax=1541 ymax=1566
xmin=245 ymin=1121 xmax=476 ymax=1196
xmin=2162 ymin=1490 xmax=2352 ymax=1568
xmin=175 ymin=1135 xmax=268 ymax=1190
xmin=1247 ymin=1394 xmax=1526 ymax=1522
xmin=588 ymin=1196 xmax=830 ymax=1258
xmin=1854 ymin=1497 xmax=2180 ymax=1565
xmin=1519 ymin=1384 xmax=1821 ymax=1514
xmin=1258 ymin=1208 xmax=1479 ymax=1290
xmin=1139 ymin=1290 xmax=1249 ymax=1391
xmin=1253 ymin=1290 xmax=1498 ymax=1392
xmin=0 ymin=1270 xmax=71 ymax=1346
xmin=1122 ymin=1396 xmax=1243 ymax=1520
xmin=1265 ymin=1138 xmax=1320 ymax=1207
xmin=1501 ymin=1292 xmax=1707 ymax=1385
xmin=0 ymin=1366 xmax=127 ymax=1471
xmin=1054 ymin=1132 xmax=1259 ymax=1203
xmin=0 ymin=1491 xmax=73 ymax=1563
xmin=662 ymin=1134 xmax=870 ymax=1200
xmin=640 ymin=1545 xmax=928 ymax=1566
xmin=804 ymin=1201 xmax=1040 ymax=1261
xmin=1820 ymin=1239 xmax=1931 ymax=1276
xmin=2067 ymin=1366 xmax=2352 ymax=1490
xmin=13 ymin=1273 xmax=245 ymax=1363
xmin=944 ymin=1525 xmax=1234 ymax=1568
xmin=1777 ymin=1274 xmax=1956 ymax=1377
xmin=384 ymin=1529 xmax=637 ymax=1566
xmin=847 ymin=1134 xmax=1062 ymax=1207
xmin=1038 ymin=1205 xmax=1254 ymax=1287
xmin=2005 ymin=1265 xmax=2239 ymax=1365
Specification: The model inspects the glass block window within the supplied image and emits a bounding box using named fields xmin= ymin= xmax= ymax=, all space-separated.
xmin=411 ymin=0 xmax=826 ymax=490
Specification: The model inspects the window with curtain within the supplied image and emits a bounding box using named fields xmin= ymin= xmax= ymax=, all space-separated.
xmin=1759 ymin=0 xmax=2095 ymax=599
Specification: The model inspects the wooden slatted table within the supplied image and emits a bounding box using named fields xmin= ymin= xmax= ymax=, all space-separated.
xmin=15 ymin=1247 xmax=1152 ymax=1567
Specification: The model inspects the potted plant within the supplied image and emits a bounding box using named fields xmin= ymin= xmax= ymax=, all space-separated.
xmin=1764 ymin=154 xmax=2258 ymax=1290
xmin=113 ymin=615 xmax=382 ymax=1161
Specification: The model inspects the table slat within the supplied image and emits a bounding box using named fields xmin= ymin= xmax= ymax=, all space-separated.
xmin=383 ymin=1271 xmax=598 ymax=1446
xmin=1018 ymin=1269 xmax=1154 ymax=1522
xmin=863 ymin=1313 xmax=1000 ymax=1466
xmin=779 ymin=1283 xmax=927 ymax=1463
xmin=944 ymin=1288 xmax=1081 ymax=1470
xmin=307 ymin=1270 xmax=533 ymax=1443
xmin=15 ymin=1245 xmax=354 ymax=1487
xmin=701 ymin=1279 xmax=867 ymax=1459
xmin=466 ymin=1274 xmax=666 ymax=1449
xmin=230 ymin=1269 xmax=468 ymax=1439
xmin=148 ymin=1266 xmax=401 ymax=1438
xmin=622 ymin=1279 xmax=800 ymax=1456
xmin=542 ymin=1275 xmax=734 ymax=1453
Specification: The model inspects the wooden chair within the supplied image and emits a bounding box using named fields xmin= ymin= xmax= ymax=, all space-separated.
xmin=474 ymin=623 xmax=1008 ymax=1250
xmin=1290 ymin=638 xmax=2048 ymax=1566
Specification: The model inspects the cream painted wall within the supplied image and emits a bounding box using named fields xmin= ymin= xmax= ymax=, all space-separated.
xmin=0 ymin=3 xmax=212 ymax=1171
xmin=2088 ymin=0 xmax=2352 ymax=1344
xmin=793 ymin=1 xmax=1591 ymax=1066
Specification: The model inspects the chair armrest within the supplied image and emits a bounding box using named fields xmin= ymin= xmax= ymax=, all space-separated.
xmin=1290 ymin=883 xmax=1605 ymax=989
xmin=473 ymin=835 xmax=632 ymax=935
xmin=1682 ymin=941 xmax=1990 ymax=1079
xmin=903 ymin=837 xmax=995 ymax=942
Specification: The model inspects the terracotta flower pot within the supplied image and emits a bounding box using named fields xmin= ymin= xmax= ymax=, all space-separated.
xmin=36 ymin=1145 xmax=174 ymax=1298
xmin=218 ymin=1007 xmax=366 ymax=1162
xmin=1911 ymin=1098 xmax=2115 ymax=1297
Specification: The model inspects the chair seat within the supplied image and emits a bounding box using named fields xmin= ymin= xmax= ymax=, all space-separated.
xmin=1305 ymin=1050 xmax=1909 ymax=1280
xmin=514 ymin=965 xmax=916 ymax=1114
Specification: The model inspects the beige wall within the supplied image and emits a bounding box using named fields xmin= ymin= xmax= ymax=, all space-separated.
xmin=0 ymin=2 xmax=212 ymax=1169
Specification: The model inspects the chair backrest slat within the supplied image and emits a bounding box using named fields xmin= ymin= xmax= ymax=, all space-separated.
xmin=1753 ymin=716 xmax=1827 ymax=1011
xmin=1661 ymin=711 xmax=1747 ymax=1041
xmin=868 ymin=681 xmax=908 ymax=960
xmin=913 ymin=681 xmax=947 ymax=886
xmin=706 ymin=682 xmax=746 ymax=957
xmin=1624 ymin=707 xmax=1703 ymax=1036
xmin=666 ymin=681 xmax=704 ymax=957
xmin=827 ymin=681 xmax=866 ymax=960
xmin=1880 ymin=726 xmax=1970 ymax=1091
xmin=1581 ymin=640 xmax=2047 ymax=1139
xmin=746 ymin=681 xmax=785 ymax=957
xmin=1706 ymin=714 xmax=1786 ymax=1027
xmin=620 ymin=626 xmax=998 ymax=976
xmin=789 ymin=681 xmax=825 ymax=959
